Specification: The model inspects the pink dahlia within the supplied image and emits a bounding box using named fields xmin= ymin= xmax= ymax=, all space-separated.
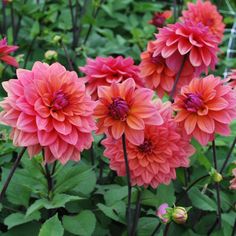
xmin=140 ymin=40 xmax=194 ymax=98
xmin=79 ymin=56 xmax=144 ymax=100
xmin=149 ymin=10 xmax=172 ymax=28
xmin=153 ymin=20 xmax=219 ymax=76
xmin=173 ymin=75 xmax=236 ymax=145
xmin=182 ymin=0 xmax=225 ymax=43
xmin=0 ymin=37 xmax=18 ymax=67
xmin=94 ymin=78 xmax=163 ymax=145
xmin=228 ymin=69 xmax=236 ymax=89
xmin=102 ymin=100 xmax=195 ymax=188
xmin=229 ymin=168 xmax=236 ymax=190
xmin=0 ymin=62 xmax=96 ymax=164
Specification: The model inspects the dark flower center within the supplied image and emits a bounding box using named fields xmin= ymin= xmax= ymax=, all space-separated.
xmin=108 ymin=97 xmax=129 ymax=121
xmin=51 ymin=90 xmax=69 ymax=110
xmin=184 ymin=93 xmax=203 ymax=112
xmin=138 ymin=139 xmax=153 ymax=154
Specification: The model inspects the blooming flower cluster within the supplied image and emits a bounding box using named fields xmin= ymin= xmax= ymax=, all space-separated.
xmin=0 ymin=0 xmax=234 ymax=191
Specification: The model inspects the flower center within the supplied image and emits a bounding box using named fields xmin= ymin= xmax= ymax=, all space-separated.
xmin=138 ymin=139 xmax=153 ymax=154
xmin=51 ymin=90 xmax=69 ymax=110
xmin=184 ymin=93 xmax=203 ymax=112
xmin=108 ymin=97 xmax=129 ymax=121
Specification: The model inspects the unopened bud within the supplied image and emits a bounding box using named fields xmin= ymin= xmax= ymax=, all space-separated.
xmin=172 ymin=206 xmax=187 ymax=224
xmin=44 ymin=50 xmax=58 ymax=61
xmin=209 ymin=168 xmax=223 ymax=183
xmin=53 ymin=35 xmax=62 ymax=44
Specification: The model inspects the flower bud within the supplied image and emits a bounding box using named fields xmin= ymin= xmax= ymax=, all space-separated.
xmin=172 ymin=206 xmax=187 ymax=224
xmin=44 ymin=50 xmax=58 ymax=61
xmin=209 ymin=167 xmax=223 ymax=183
xmin=156 ymin=203 xmax=170 ymax=223
xmin=53 ymin=35 xmax=62 ymax=44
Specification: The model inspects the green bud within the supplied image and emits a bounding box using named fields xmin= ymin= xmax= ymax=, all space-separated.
xmin=209 ymin=167 xmax=223 ymax=183
xmin=44 ymin=50 xmax=58 ymax=61
xmin=172 ymin=206 xmax=188 ymax=224
xmin=53 ymin=35 xmax=62 ymax=44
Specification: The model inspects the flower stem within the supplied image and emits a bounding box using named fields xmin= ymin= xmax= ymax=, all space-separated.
xmin=131 ymin=189 xmax=142 ymax=236
xmin=44 ymin=163 xmax=53 ymax=199
xmin=0 ymin=147 xmax=27 ymax=203
xmin=212 ymin=140 xmax=222 ymax=229
xmin=220 ymin=136 xmax=236 ymax=173
xmin=61 ymin=41 xmax=74 ymax=71
xmin=169 ymin=55 xmax=187 ymax=102
xmin=163 ymin=222 xmax=171 ymax=236
xmin=122 ymin=134 xmax=132 ymax=236
xmin=151 ymin=222 xmax=162 ymax=236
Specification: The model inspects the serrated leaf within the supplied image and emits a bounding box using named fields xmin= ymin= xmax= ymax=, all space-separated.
xmin=38 ymin=214 xmax=64 ymax=236
xmin=62 ymin=210 xmax=96 ymax=236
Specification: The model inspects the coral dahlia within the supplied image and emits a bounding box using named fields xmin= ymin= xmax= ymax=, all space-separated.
xmin=0 ymin=62 xmax=96 ymax=164
xmin=182 ymin=0 xmax=225 ymax=43
xmin=79 ymin=56 xmax=144 ymax=100
xmin=94 ymin=78 xmax=163 ymax=145
xmin=173 ymin=75 xmax=236 ymax=145
xmin=0 ymin=37 xmax=18 ymax=67
xmin=140 ymin=40 xmax=194 ymax=98
xmin=102 ymin=100 xmax=195 ymax=188
xmin=153 ymin=20 xmax=219 ymax=76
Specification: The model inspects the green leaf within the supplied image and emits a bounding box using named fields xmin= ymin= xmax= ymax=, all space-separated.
xmin=97 ymin=201 xmax=126 ymax=224
xmin=188 ymin=187 xmax=217 ymax=211
xmin=137 ymin=217 xmax=159 ymax=236
xmin=62 ymin=210 xmax=96 ymax=236
xmin=39 ymin=214 xmax=64 ymax=236
xmin=4 ymin=211 xmax=41 ymax=229
xmin=26 ymin=194 xmax=82 ymax=216
xmin=104 ymin=186 xmax=128 ymax=206
xmin=30 ymin=21 xmax=40 ymax=37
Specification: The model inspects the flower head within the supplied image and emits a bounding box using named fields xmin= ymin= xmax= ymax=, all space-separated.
xmin=140 ymin=40 xmax=194 ymax=98
xmin=79 ymin=56 xmax=144 ymax=100
xmin=173 ymin=75 xmax=236 ymax=145
xmin=0 ymin=37 xmax=18 ymax=67
xmin=102 ymin=100 xmax=195 ymax=188
xmin=149 ymin=10 xmax=172 ymax=28
xmin=153 ymin=21 xmax=219 ymax=76
xmin=156 ymin=203 xmax=170 ymax=223
xmin=230 ymin=168 xmax=236 ymax=190
xmin=182 ymin=0 xmax=225 ymax=43
xmin=94 ymin=78 xmax=163 ymax=145
xmin=0 ymin=62 xmax=96 ymax=164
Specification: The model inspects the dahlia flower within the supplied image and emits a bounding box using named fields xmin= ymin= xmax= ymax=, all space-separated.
xmin=229 ymin=168 xmax=236 ymax=190
xmin=0 ymin=38 xmax=18 ymax=67
xmin=228 ymin=69 xmax=236 ymax=89
xmin=153 ymin=20 xmax=219 ymax=76
xmin=94 ymin=78 xmax=163 ymax=145
xmin=149 ymin=10 xmax=172 ymax=28
xmin=140 ymin=40 xmax=194 ymax=98
xmin=102 ymin=100 xmax=195 ymax=188
xmin=182 ymin=0 xmax=225 ymax=43
xmin=79 ymin=56 xmax=144 ymax=100
xmin=173 ymin=75 xmax=236 ymax=145
xmin=0 ymin=62 xmax=96 ymax=164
